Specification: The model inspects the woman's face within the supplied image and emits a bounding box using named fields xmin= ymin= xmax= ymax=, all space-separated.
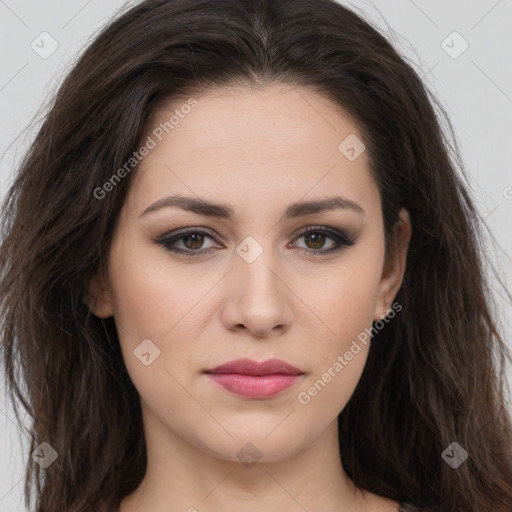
xmin=88 ymin=84 xmax=410 ymax=464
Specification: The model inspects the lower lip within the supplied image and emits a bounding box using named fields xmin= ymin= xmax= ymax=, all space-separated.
xmin=206 ymin=373 xmax=302 ymax=399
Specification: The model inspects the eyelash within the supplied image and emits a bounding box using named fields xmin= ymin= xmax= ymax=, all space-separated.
xmin=153 ymin=226 xmax=356 ymax=258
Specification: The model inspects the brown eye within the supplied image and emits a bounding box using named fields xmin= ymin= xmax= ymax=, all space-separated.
xmin=181 ymin=233 xmax=207 ymax=250
xmin=302 ymin=232 xmax=330 ymax=250
xmin=154 ymin=229 xmax=219 ymax=257
xmin=293 ymin=227 xmax=356 ymax=256
xmin=154 ymin=226 xmax=355 ymax=258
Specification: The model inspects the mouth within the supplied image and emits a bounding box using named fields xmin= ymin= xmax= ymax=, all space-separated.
xmin=203 ymin=358 xmax=304 ymax=399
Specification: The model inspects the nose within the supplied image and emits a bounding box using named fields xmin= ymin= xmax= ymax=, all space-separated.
xmin=219 ymin=243 xmax=293 ymax=339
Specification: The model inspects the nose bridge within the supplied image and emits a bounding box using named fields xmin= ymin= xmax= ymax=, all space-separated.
xmin=225 ymin=234 xmax=291 ymax=335
xmin=235 ymin=235 xmax=282 ymax=300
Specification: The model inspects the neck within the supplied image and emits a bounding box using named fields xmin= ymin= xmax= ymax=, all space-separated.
xmin=119 ymin=406 xmax=366 ymax=512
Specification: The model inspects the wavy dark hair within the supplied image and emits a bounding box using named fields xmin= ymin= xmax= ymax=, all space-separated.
xmin=1 ymin=0 xmax=511 ymax=511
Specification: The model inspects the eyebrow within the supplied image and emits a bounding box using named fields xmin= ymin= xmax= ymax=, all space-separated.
xmin=139 ymin=194 xmax=365 ymax=219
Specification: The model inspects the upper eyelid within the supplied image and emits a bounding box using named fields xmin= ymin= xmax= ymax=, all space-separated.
xmin=156 ymin=226 xmax=353 ymax=248
xmin=159 ymin=225 xmax=346 ymax=240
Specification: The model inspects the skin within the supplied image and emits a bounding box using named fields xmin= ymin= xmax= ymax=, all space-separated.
xmin=86 ymin=83 xmax=411 ymax=512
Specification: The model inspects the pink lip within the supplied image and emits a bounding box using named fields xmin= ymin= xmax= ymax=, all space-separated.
xmin=204 ymin=358 xmax=304 ymax=399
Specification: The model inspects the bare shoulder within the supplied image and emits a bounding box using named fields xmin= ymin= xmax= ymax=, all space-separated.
xmin=360 ymin=489 xmax=401 ymax=512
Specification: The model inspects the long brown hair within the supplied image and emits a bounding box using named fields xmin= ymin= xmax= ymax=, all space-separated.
xmin=1 ymin=1 xmax=511 ymax=511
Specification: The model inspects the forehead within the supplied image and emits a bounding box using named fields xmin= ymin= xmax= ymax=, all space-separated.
xmin=144 ymin=83 xmax=359 ymax=153
xmin=126 ymin=84 xmax=378 ymax=218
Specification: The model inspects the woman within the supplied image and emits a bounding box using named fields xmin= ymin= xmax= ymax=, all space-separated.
xmin=1 ymin=1 xmax=511 ymax=511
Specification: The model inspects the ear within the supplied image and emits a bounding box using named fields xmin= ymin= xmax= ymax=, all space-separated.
xmin=83 ymin=267 xmax=114 ymax=319
xmin=373 ymin=208 xmax=412 ymax=321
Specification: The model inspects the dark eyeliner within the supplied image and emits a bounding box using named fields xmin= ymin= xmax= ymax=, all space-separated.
xmin=153 ymin=225 xmax=356 ymax=257
xmin=296 ymin=226 xmax=356 ymax=256
xmin=153 ymin=228 xmax=218 ymax=257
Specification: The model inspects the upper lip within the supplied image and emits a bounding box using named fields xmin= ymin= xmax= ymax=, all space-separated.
xmin=205 ymin=358 xmax=303 ymax=376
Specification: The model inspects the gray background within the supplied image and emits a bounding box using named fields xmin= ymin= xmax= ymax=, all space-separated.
xmin=1 ymin=0 xmax=511 ymax=510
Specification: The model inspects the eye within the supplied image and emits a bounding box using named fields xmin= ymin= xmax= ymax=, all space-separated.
xmin=154 ymin=228 xmax=219 ymax=257
xmin=291 ymin=226 xmax=355 ymax=256
xmin=153 ymin=226 xmax=355 ymax=257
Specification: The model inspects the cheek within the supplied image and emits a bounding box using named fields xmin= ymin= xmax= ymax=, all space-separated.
xmin=297 ymin=244 xmax=383 ymax=410
xmin=297 ymin=344 xmax=369 ymax=418
xmin=108 ymin=261 xmax=199 ymax=424
xmin=296 ymin=264 xmax=379 ymax=415
xmin=107 ymin=237 xmax=205 ymax=341
xmin=313 ymin=250 xmax=383 ymax=347
xmin=299 ymin=287 xmax=373 ymax=414
xmin=107 ymin=242 xmax=217 ymax=391
xmin=110 ymin=269 xmax=173 ymax=341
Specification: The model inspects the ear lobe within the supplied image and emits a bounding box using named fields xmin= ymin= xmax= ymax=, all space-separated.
xmin=373 ymin=208 xmax=412 ymax=321
xmin=83 ymin=268 xmax=113 ymax=318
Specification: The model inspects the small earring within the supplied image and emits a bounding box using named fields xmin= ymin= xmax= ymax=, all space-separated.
xmin=380 ymin=304 xmax=390 ymax=319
